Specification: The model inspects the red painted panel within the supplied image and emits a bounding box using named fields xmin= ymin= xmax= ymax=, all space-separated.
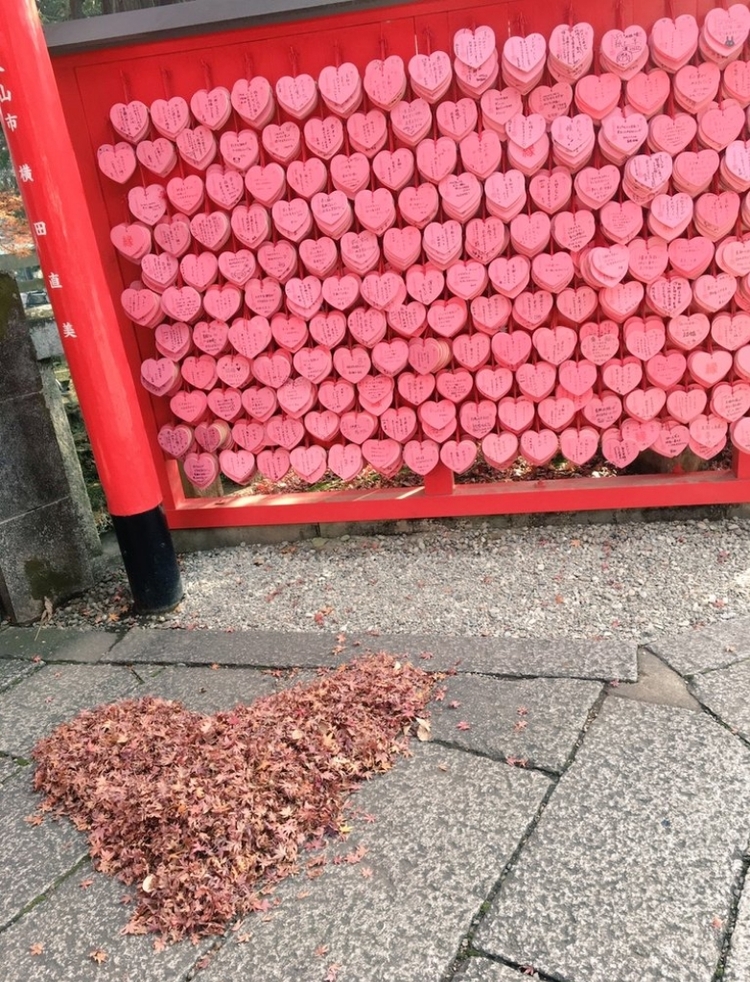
xmin=44 ymin=0 xmax=750 ymax=527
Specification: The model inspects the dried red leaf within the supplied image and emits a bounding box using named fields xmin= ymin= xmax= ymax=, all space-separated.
xmin=32 ymin=655 xmax=433 ymax=943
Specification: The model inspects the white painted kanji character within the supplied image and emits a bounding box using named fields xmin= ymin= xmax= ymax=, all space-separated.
xmin=18 ymin=163 xmax=32 ymax=182
xmin=48 ymin=272 xmax=62 ymax=289
xmin=62 ymin=322 xmax=77 ymax=339
xmin=33 ymin=221 xmax=47 ymax=236
xmin=0 ymin=84 xmax=12 ymax=103
xmin=4 ymin=113 xmax=17 ymax=131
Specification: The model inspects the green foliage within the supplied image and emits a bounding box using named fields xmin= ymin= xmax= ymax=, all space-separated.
xmin=36 ymin=0 xmax=104 ymax=21
xmin=36 ymin=0 xmax=185 ymax=22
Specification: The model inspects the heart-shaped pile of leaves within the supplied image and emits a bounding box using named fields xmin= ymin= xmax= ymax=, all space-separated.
xmin=32 ymin=654 xmax=434 ymax=941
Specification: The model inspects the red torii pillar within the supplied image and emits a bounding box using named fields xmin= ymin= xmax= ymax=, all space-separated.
xmin=0 ymin=0 xmax=182 ymax=613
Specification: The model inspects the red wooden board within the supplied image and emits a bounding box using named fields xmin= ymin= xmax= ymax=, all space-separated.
xmin=49 ymin=0 xmax=750 ymax=527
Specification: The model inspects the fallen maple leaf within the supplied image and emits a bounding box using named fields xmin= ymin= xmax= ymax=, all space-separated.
xmin=79 ymin=878 xmax=94 ymax=889
xmin=360 ymin=867 xmax=373 ymax=878
xmin=31 ymin=654 xmax=434 ymax=943
xmin=448 ymin=700 xmax=461 ymax=709
xmin=517 ymin=706 xmax=529 ymax=716
xmin=29 ymin=943 xmax=44 ymax=956
xmin=514 ymin=720 xmax=528 ymax=732
xmin=210 ymin=663 xmax=220 ymax=671
xmin=24 ymin=813 xmax=43 ymax=826
xmin=325 ymin=964 xmax=342 ymax=982
xmin=236 ymin=932 xmax=252 ymax=944
xmin=314 ymin=605 xmax=334 ymax=626
xmin=456 ymin=721 xmax=471 ymax=731
xmin=89 ymin=949 xmax=108 ymax=964
xmin=345 ymin=844 xmax=367 ymax=864
xmin=315 ymin=945 xmax=329 ymax=957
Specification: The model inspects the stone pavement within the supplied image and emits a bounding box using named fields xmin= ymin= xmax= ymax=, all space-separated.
xmin=1 ymin=621 xmax=750 ymax=982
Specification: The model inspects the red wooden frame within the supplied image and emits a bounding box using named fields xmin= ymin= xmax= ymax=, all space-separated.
xmin=48 ymin=0 xmax=750 ymax=528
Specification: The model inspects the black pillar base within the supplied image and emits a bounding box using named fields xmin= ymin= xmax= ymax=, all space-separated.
xmin=111 ymin=506 xmax=184 ymax=615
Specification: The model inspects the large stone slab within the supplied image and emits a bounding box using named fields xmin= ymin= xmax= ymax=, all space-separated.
xmin=649 ymin=616 xmax=750 ymax=676
xmin=110 ymin=629 xmax=637 ymax=681
xmin=456 ymin=960 xmax=533 ymax=981
xmin=476 ymin=699 xmax=750 ymax=982
xmin=0 ymin=664 xmax=140 ymax=756
xmin=723 ymin=883 xmax=750 ymax=982
xmin=689 ymin=659 xmax=750 ymax=740
xmin=430 ymin=675 xmax=602 ymax=773
xmin=0 ymin=771 xmax=87 ymax=928
xmin=110 ymin=627 xmax=340 ymax=667
xmin=0 ymin=861 xmax=211 ymax=982
xmin=0 ymin=627 xmax=122 ymax=664
xmin=0 ymin=498 xmax=93 ymax=624
xmin=0 ymin=391 xmax=70 ymax=523
xmin=0 ymin=757 xmax=20 ymax=783
xmin=0 ymin=656 xmax=37 ymax=691
xmin=0 ymin=278 xmax=42 ymax=400
xmin=201 ymin=744 xmax=551 ymax=982
xmin=610 ymin=649 xmax=701 ymax=711
xmin=355 ymin=634 xmax=637 ymax=681
xmin=135 ymin=665 xmax=299 ymax=714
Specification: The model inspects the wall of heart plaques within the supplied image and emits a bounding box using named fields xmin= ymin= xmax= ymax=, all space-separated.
xmin=99 ymin=7 xmax=750 ymax=492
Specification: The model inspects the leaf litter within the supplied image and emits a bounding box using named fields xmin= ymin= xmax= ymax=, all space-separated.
xmin=31 ymin=654 xmax=434 ymax=942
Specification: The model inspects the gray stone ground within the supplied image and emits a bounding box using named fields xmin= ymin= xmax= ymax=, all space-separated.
xmin=1 ymin=621 xmax=750 ymax=982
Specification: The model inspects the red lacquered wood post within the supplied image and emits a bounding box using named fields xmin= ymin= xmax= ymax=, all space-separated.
xmin=733 ymin=448 xmax=750 ymax=480
xmin=424 ymin=462 xmax=455 ymax=495
xmin=0 ymin=0 xmax=182 ymax=611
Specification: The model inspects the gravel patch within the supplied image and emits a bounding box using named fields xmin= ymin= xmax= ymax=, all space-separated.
xmin=44 ymin=518 xmax=750 ymax=644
